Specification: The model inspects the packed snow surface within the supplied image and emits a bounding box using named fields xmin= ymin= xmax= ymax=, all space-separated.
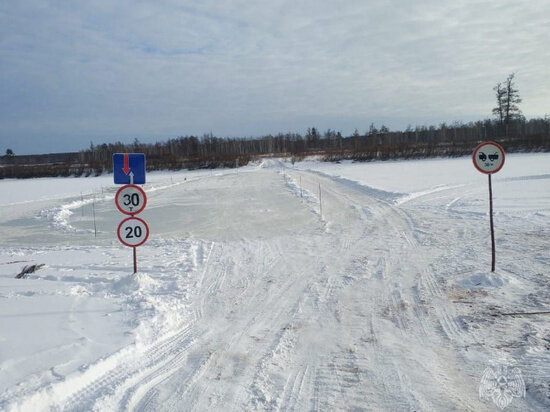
xmin=0 ymin=154 xmax=549 ymax=411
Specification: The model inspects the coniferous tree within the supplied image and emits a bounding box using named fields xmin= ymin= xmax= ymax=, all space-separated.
xmin=503 ymin=73 xmax=522 ymax=136
xmin=493 ymin=73 xmax=522 ymax=137
xmin=492 ymin=82 xmax=505 ymax=125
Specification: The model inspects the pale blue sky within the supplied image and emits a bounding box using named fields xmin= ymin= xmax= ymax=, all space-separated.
xmin=1 ymin=0 xmax=549 ymax=154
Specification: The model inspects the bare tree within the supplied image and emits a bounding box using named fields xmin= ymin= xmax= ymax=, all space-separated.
xmin=493 ymin=73 xmax=522 ymax=137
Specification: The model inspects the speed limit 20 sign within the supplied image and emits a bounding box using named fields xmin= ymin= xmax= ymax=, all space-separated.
xmin=115 ymin=184 xmax=147 ymax=215
xmin=117 ymin=217 xmax=150 ymax=247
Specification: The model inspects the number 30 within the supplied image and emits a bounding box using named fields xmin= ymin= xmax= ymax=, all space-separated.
xmin=123 ymin=193 xmax=140 ymax=207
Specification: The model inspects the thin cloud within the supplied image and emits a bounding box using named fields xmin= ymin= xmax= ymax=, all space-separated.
xmin=1 ymin=0 xmax=548 ymax=153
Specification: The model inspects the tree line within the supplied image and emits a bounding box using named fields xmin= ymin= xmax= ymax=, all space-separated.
xmin=1 ymin=116 xmax=547 ymax=179
xmin=1 ymin=73 xmax=549 ymax=178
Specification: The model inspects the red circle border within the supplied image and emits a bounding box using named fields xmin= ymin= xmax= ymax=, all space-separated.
xmin=472 ymin=142 xmax=506 ymax=174
xmin=115 ymin=184 xmax=147 ymax=215
xmin=117 ymin=216 xmax=150 ymax=247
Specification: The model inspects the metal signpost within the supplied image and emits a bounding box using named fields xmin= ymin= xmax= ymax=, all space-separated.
xmin=472 ymin=142 xmax=505 ymax=272
xmin=113 ymin=153 xmax=148 ymax=273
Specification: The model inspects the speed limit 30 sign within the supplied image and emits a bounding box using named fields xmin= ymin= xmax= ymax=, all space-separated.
xmin=115 ymin=184 xmax=147 ymax=215
xmin=117 ymin=217 xmax=150 ymax=247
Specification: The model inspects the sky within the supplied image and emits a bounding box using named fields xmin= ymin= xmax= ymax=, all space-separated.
xmin=1 ymin=0 xmax=549 ymax=155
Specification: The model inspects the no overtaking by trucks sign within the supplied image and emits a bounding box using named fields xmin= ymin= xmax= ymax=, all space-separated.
xmin=472 ymin=142 xmax=505 ymax=273
xmin=473 ymin=142 xmax=505 ymax=174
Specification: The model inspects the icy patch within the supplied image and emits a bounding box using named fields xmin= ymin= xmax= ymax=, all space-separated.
xmin=260 ymin=159 xmax=285 ymax=169
xmin=293 ymin=168 xmax=403 ymax=203
xmin=457 ymin=272 xmax=507 ymax=288
xmin=502 ymin=173 xmax=550 ymax=182
xmin=396 ymin=184 xmax=467 ymax=205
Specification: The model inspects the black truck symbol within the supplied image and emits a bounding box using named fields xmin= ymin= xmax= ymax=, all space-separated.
xmin=488 ymin=153 xmax=499 ymax=161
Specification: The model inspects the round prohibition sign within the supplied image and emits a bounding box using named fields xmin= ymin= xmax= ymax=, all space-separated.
xmin=115 ymin=184 xmax=147 ymax=215
xmin=117 ymin=217 xmax=150 ymax=247
xmin=473 ymin=142 xmax=505 ymax=174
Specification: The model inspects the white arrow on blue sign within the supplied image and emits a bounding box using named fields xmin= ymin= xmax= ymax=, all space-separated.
xmin=113 ymin=153 xmax=146 ymax=184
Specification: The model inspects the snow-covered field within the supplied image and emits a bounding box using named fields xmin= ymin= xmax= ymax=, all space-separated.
xmin=0 ymin=154 xmax=548 ymax=411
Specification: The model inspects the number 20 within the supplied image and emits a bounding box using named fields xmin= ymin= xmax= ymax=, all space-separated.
xmin=125 ymin=225 xmax=143 ymax=239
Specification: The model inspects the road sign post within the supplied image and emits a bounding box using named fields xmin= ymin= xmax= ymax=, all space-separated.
xmin=113 ymin=153 xmax=148 ymax=274
xmin=117 ymin=215 xmax=150 ymax=273
xmin=134 ymin=247 xmax=137 ymax=274
xmin=472 ymin=142 xmax=505 ymax=272
xmin=485 ymin=171 xmax=497 ymax=273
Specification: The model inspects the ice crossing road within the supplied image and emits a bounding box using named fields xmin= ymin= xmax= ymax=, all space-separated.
xmin=1 ymin=159 xmax=548 ymax=411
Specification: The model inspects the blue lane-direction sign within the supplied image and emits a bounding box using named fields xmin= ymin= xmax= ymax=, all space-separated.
xmin=113 ymin=153 xmax=146 ymax=184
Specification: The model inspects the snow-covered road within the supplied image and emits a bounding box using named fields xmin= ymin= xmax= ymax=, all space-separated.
xmin=1 ymin=156 xmax=549 ymax=411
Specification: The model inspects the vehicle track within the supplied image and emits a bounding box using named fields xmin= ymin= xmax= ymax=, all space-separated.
xmin=3 ymin=165 xmax=512 ymax=411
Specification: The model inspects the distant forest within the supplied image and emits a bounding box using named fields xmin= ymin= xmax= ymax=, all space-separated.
xmin=1 ymin=117 xmax=549 ymax=179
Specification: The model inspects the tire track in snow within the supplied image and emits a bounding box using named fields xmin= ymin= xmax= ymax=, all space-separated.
xmin=418 ymin=266 xmax=473 ymax=343
xmin=7 ymin=324 xmax=204 ymax=412
xmin=283 ymin=167 xmax=431 ymax=410
xmin=69 ymin=241 xmax=222 ymax=411
xmin=151 ymin=348 xmax=214 ymax=412
xmin=290 ymin=168 xmax=489 ymax=410
xmin=143 ymin=237 xmax=302 ymax=411
xmin=278 ymin=365 xmax=309 ymax=412
xmin=192 ymin=242 xmax=215 ymax=321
